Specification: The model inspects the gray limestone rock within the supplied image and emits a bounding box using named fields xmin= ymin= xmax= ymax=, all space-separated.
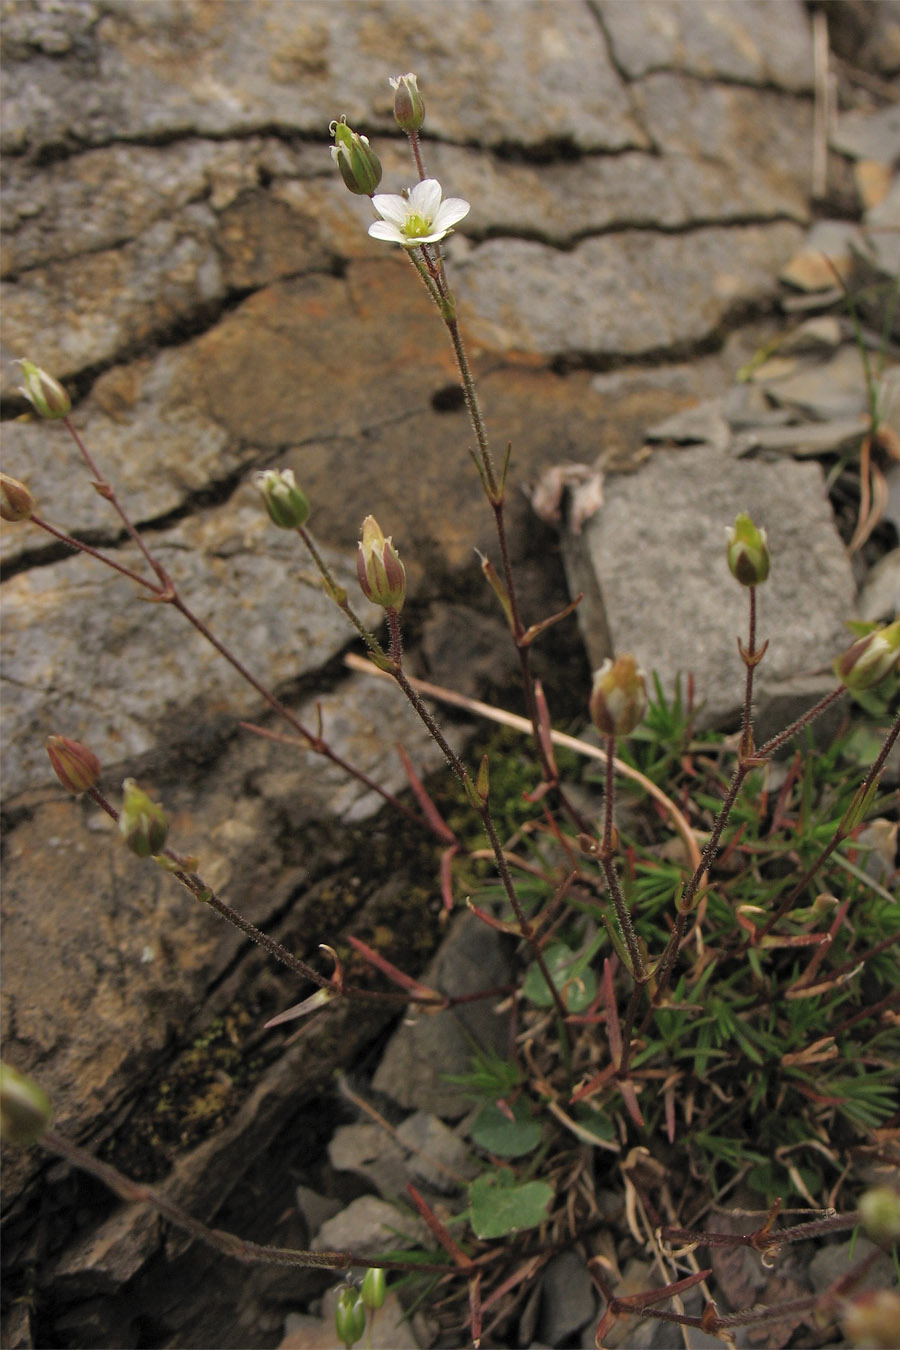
xmin=373 ymin=912 xmax=514 ymax=1120
xmin=312 ymin=1194 xmax=422 ymax=1256
xmin=1 ymin=492 xmax=375 ymax=799
xmin=563 ymin=444 xmax=856 ymax=733
xmin=599 ymin=0 xmax=813 ymax=89
xmin=453 ymin=223 xmax=802 ymax=359
xmin=395 ymin=1110 xmax=471 ymax=1193
xmin=537 ymin=1250 xmax=597 ymax=1346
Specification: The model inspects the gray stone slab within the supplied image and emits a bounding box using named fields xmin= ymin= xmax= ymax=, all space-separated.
xmin=563 ymin=444 xmax=856 ymax=732
xmin=599 ymin=0 xmax=813 ymax=89
xmin=1 ymin=0 xmax=644 ymax=155
xmin=452 ymin=223 xmax=802 ymax=359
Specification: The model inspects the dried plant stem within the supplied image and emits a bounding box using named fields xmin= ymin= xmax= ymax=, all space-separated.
xmin=39 ymin=1128 xmax=479 ymax=1277
xmin=343 ymin=652 xmax=703 ymax=874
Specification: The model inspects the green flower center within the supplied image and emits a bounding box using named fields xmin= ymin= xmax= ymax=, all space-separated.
xmin=403 ymin=212 xmax=432 ymax=239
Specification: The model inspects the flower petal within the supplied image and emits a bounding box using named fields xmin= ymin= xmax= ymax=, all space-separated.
xmin=431 ymin=197 xmax=471 ymax=232
xmin=407 ymin=178 xmax=442 ymax=219
xmin=368 ymin=221 xmax=407 ymax=243
xmin=371 ymin=193 xmax=410 ymax=226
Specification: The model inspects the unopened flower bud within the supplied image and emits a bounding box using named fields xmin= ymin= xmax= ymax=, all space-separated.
xmin=0 ymin=472 xmax=35 ymax=522
xmin=834 ymin=621 xmax=900 ymax=692
xmin=357 ymin=515 xmax=406 ymax=611
xmin=858 ymin=1185 xmax=900 ymax=1243
xmin=361 ymin=1267 xmax=386 ymax=1311
xmin=46 ymin=735 xmax=101 ymax=795
xmin=1 ymin=1062 xmax=53 ymax=1147
xmin=329 ymin=117 xmax=383 ymax=196
xmin=590 ymin=655 xmax=647 ymax=737
xmin=17 ymin=359 xmax=71 ymax=419
xmin=254 ymin=468 xmax=310 ymax=529
xmin=119 ymin=778 xmax=168 ymax=857
xmin=727 ymin=513 xmax=769 ymax=586
xmin=843 ymin=1290 xmax=900 ymax=1349
xmin=335 ymin=1287 xmax=366 ymax=1349
xmin=390 ymin=73 xmax=425 ymax=132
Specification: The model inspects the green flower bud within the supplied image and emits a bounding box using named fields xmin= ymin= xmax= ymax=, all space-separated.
xmin=361 ymin=1267 xmax=386 ymax=1311
xmin=0 ymin=472 xmax=36 ymax=522
xmin=17 ymin=359 xmax=71 ymax=419
xmin=858 ymin=1186 xmax=900 ymax=1243
xmin=119 ymin=778 xmax=168 ymax=857
xmin=335 ymin=1287 xmax=366 ymax=1349
xmin=726 ymin=513 xmax=770 ymax=586
xmin=834 ymin=621 xmax=900 ymax=692
xmin=329 ymin=117 xmax=383 ymax=196
xmin=589 ymin=654 xmax=648 ymax=737
xmin=254 ymin=468 xmax=310 ymax=529
xmin=1 ymin=1062 xmax=53 ymax=1147
xmin=390 ymin=73 xmax=425 ymax=132
xmin=46 ymin=735 xmax=101 ymax=795
xmin=357 ymin=515 xmax=406 ymax=611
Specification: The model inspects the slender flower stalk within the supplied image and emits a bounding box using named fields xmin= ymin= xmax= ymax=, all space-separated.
xmin=20 ymin=417 xmax=422 ymax=824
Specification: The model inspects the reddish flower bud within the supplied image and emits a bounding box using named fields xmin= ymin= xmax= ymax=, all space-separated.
xmin=46 ymin=735 xmax=101 ymax=795
xmin=390 ymin=73 xmax=425 ymax=132
xmin=0 ymin=472 xmax=36 ymax=522
xmin=589 ymin=655 xmax=647 ymax=737
xmin=357 ymin=515 xmax=406 ymax=611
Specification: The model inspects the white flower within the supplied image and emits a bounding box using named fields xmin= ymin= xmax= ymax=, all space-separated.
xmin=368 ymin=178 xmax=470 ymax=248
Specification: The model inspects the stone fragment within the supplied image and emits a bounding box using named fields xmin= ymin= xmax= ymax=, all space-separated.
xmin=328 ymin=1123 xmax=409 ymax=1201
xmin=312 ymin=1195 xmax=421 ymax=1256
xmin=395 ymin=1111 xmax=471 ymax=1193
xmin=294 ymin=1185 xmax=343 ymax=1242
xmin=860 ymin=176 xmax=900 ymax=280
xmin=730 ymin=417 xmax=870 ymax=459
xmin=646 ymin=399 xmax=731 ymax=452
xmin=757 ymin=345 xmax=870 ymax=421
xmin=373 ymin=913 xmax=513 ymax=1119
xmin=780 ymin=220 xmax=861 ymax=290
xmin=562 ymin=444 xmax=856 ymax=734
xmin=537 ymin=1249 xmax=597 ymax=1345
xmin=776 ymin=316 xmax=842 ymax=355
xmin=832 ymin=105 xmax=900 ymax=166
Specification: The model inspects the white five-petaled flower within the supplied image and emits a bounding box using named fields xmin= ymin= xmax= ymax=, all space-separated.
xmin=368 ymin=178 xmax=470 ymax=248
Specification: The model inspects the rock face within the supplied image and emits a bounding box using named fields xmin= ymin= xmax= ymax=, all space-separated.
xmin=0 ymin=2 xmax=893 ymax=1346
